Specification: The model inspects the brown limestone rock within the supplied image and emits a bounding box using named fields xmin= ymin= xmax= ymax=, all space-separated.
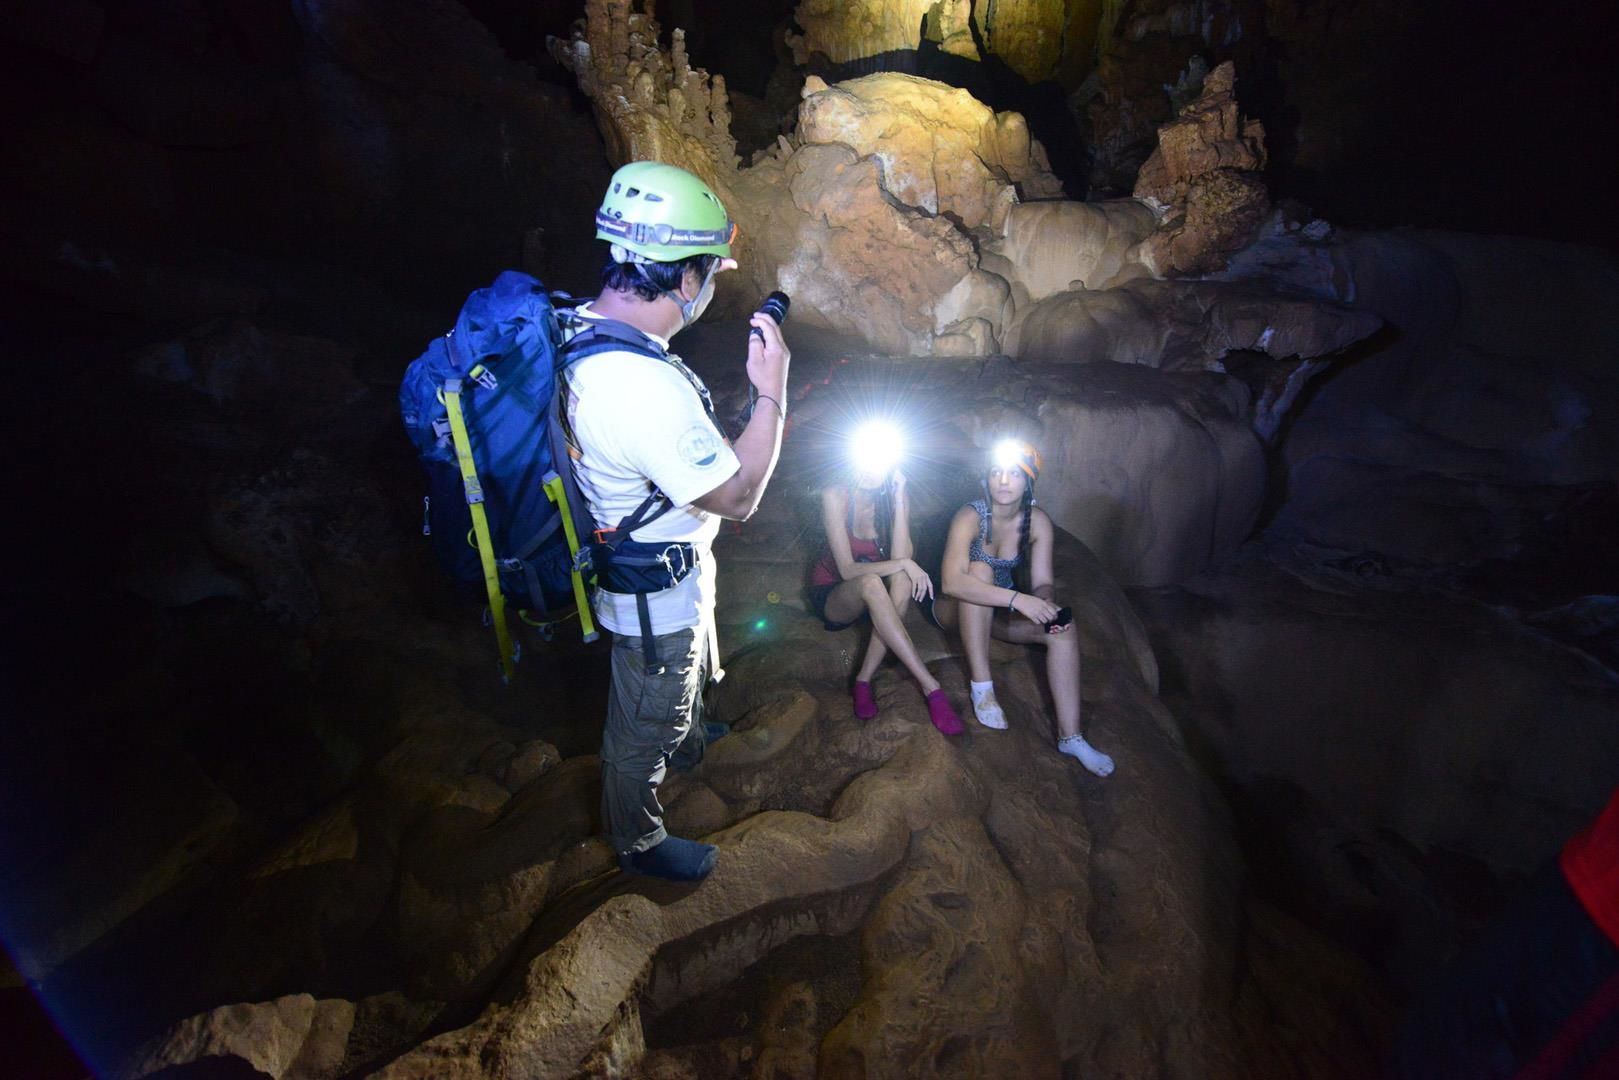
xmin=819 ymin=817 xmax=1057 ymax=1074
xmin=797 ymin=72 xmax=1062 ymax=232
xmin=389 ymin=756 xmax=604 ymax=1000
xmin=981 ymin=198 xmax=1159 ymax=307
xmin=371 ymin=734 xmax=981 ymax=1077
xmin=737 ymin=143 xmax=977 ymax=355
xmin=1134 ymin=60 xmax=1270 ymax=276
xmin=1007 ymin=278 xmax=1380 ymax=372
xmin=1135 ymin=552 xmax=1619 ymax=987
xmin=550 ymin=0 xmax=745 ymax=264
xmin=702 ymin=690 xmax=821 ymax=802
xmin=119 ymin=994 xmax=354 ymax=1080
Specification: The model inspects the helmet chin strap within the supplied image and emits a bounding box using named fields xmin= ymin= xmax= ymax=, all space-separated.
xmin=623 ymin=256 xmax=718 ymax=330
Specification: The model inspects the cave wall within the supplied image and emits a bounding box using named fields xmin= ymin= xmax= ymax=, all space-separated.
xmin=770 ymin=0 xmax=1619 ymax=245
xmin=0 ymin=0 xmax=613 ymax=328
xmin=789 ymin=0 xmax=1113 ymax=87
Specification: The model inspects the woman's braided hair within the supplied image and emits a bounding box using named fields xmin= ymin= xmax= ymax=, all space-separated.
xmin=1018 ymin=487 xmax=1034 ymax=575
xmin=983 ymin=439 xmax=1041 ymax=584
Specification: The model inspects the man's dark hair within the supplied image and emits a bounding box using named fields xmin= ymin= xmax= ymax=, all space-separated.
xmin=600 ymin=254 xmax=717 ymax=303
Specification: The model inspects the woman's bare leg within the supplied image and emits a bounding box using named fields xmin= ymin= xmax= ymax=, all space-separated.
xmin=834 ymin=574 xmax=938 ymax=694
xmin=1043 ymin=630 xmax=1081 ymax=739
xmin=957 ymin=561 xmax=997 ymax=684
xmin=992 ymin=616 xmax=1111 ymax=775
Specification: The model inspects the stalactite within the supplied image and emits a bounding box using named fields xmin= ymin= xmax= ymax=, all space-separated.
xmin=710 ymin=74 xmax=728 ymax=131
xmin=607 ymin=0 xmax=629 ymax=72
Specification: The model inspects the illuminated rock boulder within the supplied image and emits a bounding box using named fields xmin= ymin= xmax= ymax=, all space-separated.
xmin=735 ymin=142 xmax=979 ymax=355
xmin=119 ymin=994 xmax=353 ymax=1080
xmin=1007 ymin=279 xmax=1382 ymax=437
xmin=796 ymin=72 xmax=1064 ymax=231
xmin=980 ymin=198 xmax=1159 ymax=306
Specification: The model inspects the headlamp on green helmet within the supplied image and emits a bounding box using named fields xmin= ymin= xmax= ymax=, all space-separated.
xmin=596 ymin=161 xmax=735 ymax=264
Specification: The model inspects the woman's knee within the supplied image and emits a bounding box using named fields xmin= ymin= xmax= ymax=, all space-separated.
xmin=1039 ymin=628 xmax=1079 ymax=653
xmin=858 ymin=573 xmax=888 ymax=603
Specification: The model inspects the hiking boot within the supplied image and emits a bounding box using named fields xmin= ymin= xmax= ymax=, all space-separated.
xmin=620 ymin=836 xmax=718 ymax=881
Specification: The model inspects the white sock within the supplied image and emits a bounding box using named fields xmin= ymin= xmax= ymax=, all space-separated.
xmin=1058 ymin=734 xmax=1114 ymax=778
xmin=970 ymin=681 xmax=1006 ymax=729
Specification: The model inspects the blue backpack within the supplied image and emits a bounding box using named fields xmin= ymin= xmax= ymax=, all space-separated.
xmin=399 ymin=270 xmax=665 ymax=675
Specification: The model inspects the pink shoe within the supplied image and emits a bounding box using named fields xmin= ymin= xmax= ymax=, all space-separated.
xmin=925 ymin=690 xmax=964 ymax=735
xmin=852 ymin=680 xmax=878 ymax=719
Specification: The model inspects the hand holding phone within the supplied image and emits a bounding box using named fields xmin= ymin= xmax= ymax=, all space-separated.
xmin=1045 ymin=606 xmax=1072 ymax=633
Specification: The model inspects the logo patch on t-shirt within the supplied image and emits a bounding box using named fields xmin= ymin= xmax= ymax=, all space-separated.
xmin=677 ymin=425 xmax=722 ymax=468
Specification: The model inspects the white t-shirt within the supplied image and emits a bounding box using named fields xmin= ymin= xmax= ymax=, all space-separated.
xmin=564 ymin=310 xmax=740 ymax=636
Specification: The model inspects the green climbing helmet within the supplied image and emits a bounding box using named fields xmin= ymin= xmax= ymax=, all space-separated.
xmin=595 ymin=161 xmax=736 ymax=263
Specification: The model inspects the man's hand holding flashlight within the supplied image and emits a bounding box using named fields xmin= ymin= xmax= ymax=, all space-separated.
xmin=746 ymin=312 xmax=790 ymax=413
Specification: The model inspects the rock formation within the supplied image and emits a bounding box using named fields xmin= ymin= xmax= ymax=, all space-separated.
xmin=554 ymin=0 xmax=1375 ymax=411
xmin=551 ymin=0 xmax=741 ymax=182
xmin=1133 ymin=61 xmax=1270 ymax=276
xmin=796 ymin=72 xmax=1064 ymax=230
xmin=1135 ymin=547 xmax=1619 ymax=990
xmin=120 ymin=994 xmax=354 ymax=1080
xmin=788 ymin=0 xmax=1109 ymax=87
xmin=1079 ymin=0 xmax=1266 ymax=195
xmin=75 ymin=345 xmax=1387 ymax=1078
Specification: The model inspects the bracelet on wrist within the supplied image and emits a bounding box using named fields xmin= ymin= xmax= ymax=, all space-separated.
xmin=754 ymin=393 xmax=784 ymax=420
xmin=1006 ymin=590 xmax=1018 ymax=612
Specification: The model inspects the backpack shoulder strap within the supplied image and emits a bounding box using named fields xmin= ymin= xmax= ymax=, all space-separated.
xmin=555 ymin=314 xmax=720 ymax=541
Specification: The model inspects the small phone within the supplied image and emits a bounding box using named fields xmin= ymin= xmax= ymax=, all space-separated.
xmin=1045 ymin=607 xmax=1072 ymax=632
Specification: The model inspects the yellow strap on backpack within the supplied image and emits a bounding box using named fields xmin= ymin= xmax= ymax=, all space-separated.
xmin=442 ymin=380 xmax=518 ymax=682
xmin=544 ymin=473 xmax=599 ymax=643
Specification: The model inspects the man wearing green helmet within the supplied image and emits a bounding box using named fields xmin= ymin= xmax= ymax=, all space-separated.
xmin=566 ymin=161 xmax=790 ymax=882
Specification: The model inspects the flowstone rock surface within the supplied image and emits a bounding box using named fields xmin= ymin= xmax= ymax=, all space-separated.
xmin=46 ymin=335 xmax=1387 ymax=1077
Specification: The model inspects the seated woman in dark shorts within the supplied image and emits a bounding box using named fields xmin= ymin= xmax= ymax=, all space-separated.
xmin=806 ymin=422 xmax=963 ymax=734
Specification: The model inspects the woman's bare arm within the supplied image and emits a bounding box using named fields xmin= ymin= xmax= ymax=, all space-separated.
xmin=821 ymin=486 xmax=911 ymax=580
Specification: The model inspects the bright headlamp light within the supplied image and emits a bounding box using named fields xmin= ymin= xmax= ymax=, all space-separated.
xmin=992 ymin=439 xmax=1025 ymax=470
xmin=850 ymin=421 xmax=905 ymax=475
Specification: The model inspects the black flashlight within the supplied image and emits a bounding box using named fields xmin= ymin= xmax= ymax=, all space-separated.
xmin=750 ymin=290 xmax=790 ymax=341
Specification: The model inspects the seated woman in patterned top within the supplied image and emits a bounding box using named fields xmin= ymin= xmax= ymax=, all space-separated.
xmin=928 ymin=439 xmax=1114 ymax=776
